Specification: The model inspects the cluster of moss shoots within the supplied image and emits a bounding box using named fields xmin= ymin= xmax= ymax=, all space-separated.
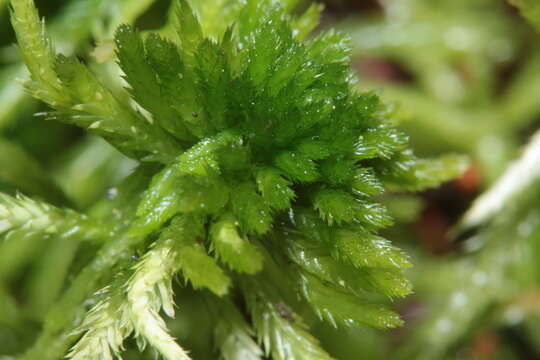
xmin=6 ymin=0 xmax=466 ymax=359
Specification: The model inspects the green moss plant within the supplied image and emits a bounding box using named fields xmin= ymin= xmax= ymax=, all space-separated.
xmin=6 ymin=0 xmax=466 ymax=358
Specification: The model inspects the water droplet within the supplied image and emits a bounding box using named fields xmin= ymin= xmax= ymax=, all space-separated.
xmin=106 ymin=188 xmax=118 ymax=200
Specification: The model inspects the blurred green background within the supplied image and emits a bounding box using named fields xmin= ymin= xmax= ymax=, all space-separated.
xmin=2 ymin=0 xmax=540 ymax=359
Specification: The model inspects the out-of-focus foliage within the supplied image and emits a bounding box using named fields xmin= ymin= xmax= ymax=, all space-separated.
xmin=341 ymin=0 xmax=540 ymax=184
xmin=397 ymin=131 xmax=540 ymax=360
xmin=510 ymin=0 xmax=540 ymax=31
xmin=323 ymin=0 xmax=540 ymax=359
xmin=2 ymin=0 xmax=540 ymax=359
